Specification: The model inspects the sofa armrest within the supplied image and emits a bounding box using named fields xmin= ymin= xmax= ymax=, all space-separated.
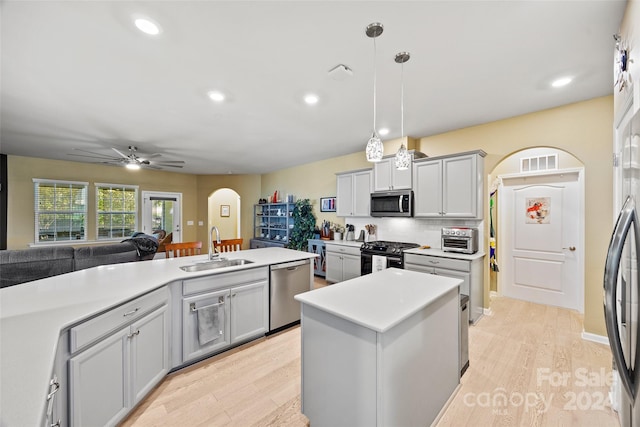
xmin=73 ymin=242 xmax=139 ymax=271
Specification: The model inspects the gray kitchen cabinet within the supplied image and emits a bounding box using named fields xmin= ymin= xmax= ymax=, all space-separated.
xmin=325 ymin=244 xmax=361 ymax=283
xmin=230 ymin=281 xmax=269 ymax=343
xmin=336 ymin=169 xmax=372 ymax=217
xmin=413 ymin=151 xmax=485 ymax=219
xmin=404 ymin=253 xmax=484 ymax=323
xmin=373 ymin=155 xmax=413 ymax=191
xmin=68 ymin=289 xmax=169 ymax=427
xmin=181 ymin=268 xmax=269 ymax=365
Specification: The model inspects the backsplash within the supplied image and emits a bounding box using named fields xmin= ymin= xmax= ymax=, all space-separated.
xmin=346 ymin=217 xmax=484 ymax=249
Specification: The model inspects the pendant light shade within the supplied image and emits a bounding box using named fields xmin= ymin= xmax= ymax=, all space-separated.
xmin=365 ymin=23 xmax=384 ymax=162
xmin=394 ymin=51 xmax=411 ymax=170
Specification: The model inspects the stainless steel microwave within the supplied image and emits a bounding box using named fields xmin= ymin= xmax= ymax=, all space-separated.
xmin=370 ymin=190 xmax=414 ymax=217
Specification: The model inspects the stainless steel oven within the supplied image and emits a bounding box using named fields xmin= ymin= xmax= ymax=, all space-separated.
xmin=360 ymin=241 xmax=420 ymax=275
xmin=441 ymin=227 xmax=478 ymax=254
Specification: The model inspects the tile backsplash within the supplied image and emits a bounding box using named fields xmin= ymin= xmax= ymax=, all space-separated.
xmin=345 ymin=217 xmax=484 ymax=249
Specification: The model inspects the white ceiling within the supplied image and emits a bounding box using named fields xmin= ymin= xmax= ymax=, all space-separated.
xmin=0 ymin=0 xmax=627 ymax=175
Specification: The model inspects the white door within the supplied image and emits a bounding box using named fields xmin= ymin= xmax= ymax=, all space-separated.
xmin=499 ymin=170 xmax=583 ymax=311
xmin=141 ymin=191 xmax=181 ymax=243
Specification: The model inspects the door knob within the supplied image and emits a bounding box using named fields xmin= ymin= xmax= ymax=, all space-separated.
xmin=562 ymin=246 xmax=576 ymax=251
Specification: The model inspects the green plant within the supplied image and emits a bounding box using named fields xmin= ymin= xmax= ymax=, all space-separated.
xmin=289 ymin=199 xmax=316 ymax=251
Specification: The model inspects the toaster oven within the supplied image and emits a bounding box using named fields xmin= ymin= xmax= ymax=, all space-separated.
xmin=441 ymin=227 xmax=478 ymax=254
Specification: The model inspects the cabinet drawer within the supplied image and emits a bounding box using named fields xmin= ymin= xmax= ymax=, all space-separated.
xmin=404 ymin=254 xmax=470 ymax=272
xmin=183 ymin=267 xmax=269 ymax=296
xmin=70 ymin=287 xmax=168 ymax=353
xmin=325 ymin=244 xmax=361 ymax=257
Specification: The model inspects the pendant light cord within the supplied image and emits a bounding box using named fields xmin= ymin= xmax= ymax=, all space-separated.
xmin=373 ymin=36 xmax=377 ymax=133
xmin=401 ymin=60 xmax=404 ymax=138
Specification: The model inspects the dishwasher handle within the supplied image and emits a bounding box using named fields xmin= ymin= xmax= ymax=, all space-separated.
xmin=270 ymin=259 xmax=309 ymax=271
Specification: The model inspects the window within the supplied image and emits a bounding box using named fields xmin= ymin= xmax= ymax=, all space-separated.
xmin=96 ymin=183 xmax=138 ymax=240
xmin=34 ymin=179 xmax=88 ymax=242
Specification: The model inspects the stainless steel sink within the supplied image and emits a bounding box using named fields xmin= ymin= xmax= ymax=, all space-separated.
xmin=179 ymin=259 xmax=254 ymax=272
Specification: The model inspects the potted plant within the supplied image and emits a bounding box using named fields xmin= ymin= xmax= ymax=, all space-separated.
xmin=289 ymin=199 xmax=316 ymax=251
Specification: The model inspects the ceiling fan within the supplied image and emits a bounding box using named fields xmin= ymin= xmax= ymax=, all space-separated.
xmin=68 ymin=146 xmax=185 ymax=170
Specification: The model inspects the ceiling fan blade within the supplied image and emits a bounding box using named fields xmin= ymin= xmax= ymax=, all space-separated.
xmin=142 ymin=153 xmax=162 ymax=159
xmin=68 ymin=153 xmax=120 ymax=160
xmin=144 ymin=165 xmax=163 ymax=170
xmin=156 ymin=163 xmax=184 ymax=168
xmin=112 ymin=147 xmax=130 ymax=159
xmin=70 ymin=148 xmax=119 ymax=158
xmin=155 ymin=160 xmax=185 ymax=164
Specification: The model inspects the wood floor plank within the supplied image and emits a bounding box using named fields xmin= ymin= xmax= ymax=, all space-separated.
xmin=121 ymin=294 xmax=620 ymax=427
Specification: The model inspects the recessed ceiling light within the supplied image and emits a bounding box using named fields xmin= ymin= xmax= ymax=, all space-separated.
xmin=379 ymin=128 xmax=389 ymax=136
xmin=551 ymin=76 xmax=573 ymax=88
xmin=134 ymin=18 xmax=161 ymax=35
xmin=304 ymin=94 xmax=319 ymax=105
xmin=207 ymin=91 xmax=225 ymax=102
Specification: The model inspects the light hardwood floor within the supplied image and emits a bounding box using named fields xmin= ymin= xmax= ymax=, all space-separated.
xmin=122 ymin=286 xmax=619 ymax=427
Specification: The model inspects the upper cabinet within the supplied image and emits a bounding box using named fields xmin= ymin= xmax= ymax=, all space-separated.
xmin=413 ymin=150 xmax=485 ymax=219
xmin=372 ymin=152 xmax=426 ymax=192
xmin=336 ymin=169 xmax=372 ymax=217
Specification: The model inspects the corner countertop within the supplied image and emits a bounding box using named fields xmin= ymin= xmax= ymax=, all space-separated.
xmin=404 ymin=247 xmax=486 ymax=261
xmin=0 ymin=247 xmax=316 ymax=427
xmin=295 ymin=268 xmax=461 ymax=333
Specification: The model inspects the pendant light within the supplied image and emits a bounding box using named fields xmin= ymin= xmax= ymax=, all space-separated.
xmin=394 ymin=51 xmax=411 ymax=170
xmin=365 ymin=22 xmax=384 ymax=162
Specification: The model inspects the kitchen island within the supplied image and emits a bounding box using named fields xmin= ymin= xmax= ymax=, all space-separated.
xmin=295 ymin=268 xmax=461 ymax=427
xmin=0 ymin=247 xmax=316 ymax=427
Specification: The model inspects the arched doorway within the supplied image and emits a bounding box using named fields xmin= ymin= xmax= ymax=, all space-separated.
xmin=489 ymin=147 xmax=585 ymax=312
xmin=208 ymin=188 xmax=241 ymax=244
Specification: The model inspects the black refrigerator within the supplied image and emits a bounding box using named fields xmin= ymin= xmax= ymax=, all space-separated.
xmin=605 ymin=107 xmax=640 ymax=427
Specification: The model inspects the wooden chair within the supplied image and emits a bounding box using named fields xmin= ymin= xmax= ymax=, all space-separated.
xmin=165 ymin=241 xmax=203 ymax=258
xmin=213 ymin=238 xmax=243 ymax=253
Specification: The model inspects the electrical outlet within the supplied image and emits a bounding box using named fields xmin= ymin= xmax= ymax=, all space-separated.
xmin=198 ymin=221 xmax=204 ymax=226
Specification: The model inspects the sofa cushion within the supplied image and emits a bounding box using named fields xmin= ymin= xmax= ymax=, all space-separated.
xmin=0 ymin=246 xmax=75 ymax=288
xmin=74 ymin=242 xmax=139 ymax=271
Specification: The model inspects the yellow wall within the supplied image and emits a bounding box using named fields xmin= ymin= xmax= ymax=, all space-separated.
xmin=6 ymin=156 xmax=199 ymax=248
xmin=195 ymin=174 xmax=262 ymax=250
xmin=208 ymin=188 xmax=240 ymax=240
xmin=416 ymin=96 xmax=613 ymax=336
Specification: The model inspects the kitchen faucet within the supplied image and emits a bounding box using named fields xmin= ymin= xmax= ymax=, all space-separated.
xmin=209 ymin=226 xmax=221 ymax=260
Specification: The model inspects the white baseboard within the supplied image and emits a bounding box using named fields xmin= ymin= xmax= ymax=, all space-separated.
xmin=581 ymin=331 xmax=609 ymax=345
xmin=489 ymin=291 xmax=498 ymax=298
xmin=483 ymin=307 xmax=492 ymax=316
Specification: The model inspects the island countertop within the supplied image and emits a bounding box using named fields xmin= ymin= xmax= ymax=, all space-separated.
xmin=0 ymin=247 xmax=316 ymax=427
xmin=295 ymin=268 xmax=461 ymax=333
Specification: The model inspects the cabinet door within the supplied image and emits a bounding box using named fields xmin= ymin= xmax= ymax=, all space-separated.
xmin=130 ymin=305 xmax=169 ymax=405
xmin=413 ymin=160 xmax=443 ymax=217
xmin=182 ymin=289 xmax=231 ymax=363
xmin=391 ymin=163 xmax=412 ymax=190
xmin=230 ymin=281 xmax=268 ymax=343
xmin=352 ymin=170 xmax=372 ymax=216
xmin=342 ymin=254 xmax=361 ymax=281
xmin=325 ymin=251 xmax=342 ymax=283
xmin=373 ymin=159 xmax=392 ymax=191
xmin=336 ymin=174 xmax=354 ymax=216
xmin=442 ymin=154 xmax=476 ymax=218
xmin=69 ymin=328 xmax=129 ymax=427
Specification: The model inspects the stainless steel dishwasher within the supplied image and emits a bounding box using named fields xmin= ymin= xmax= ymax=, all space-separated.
xmin=269 ymin=259 xmax=311 ymax=331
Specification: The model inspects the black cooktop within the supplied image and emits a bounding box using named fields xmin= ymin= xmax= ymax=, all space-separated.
xmin=360 ymin=240 xmax=420 ymax=255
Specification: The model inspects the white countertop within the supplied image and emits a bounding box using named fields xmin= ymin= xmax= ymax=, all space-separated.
xmin=404 ymin=247 xmax=486 ymax=260
xmin=0 ymin=247 xmax=316 ymax=427
xmin=295 ymin=268 xmax=461 ymax=333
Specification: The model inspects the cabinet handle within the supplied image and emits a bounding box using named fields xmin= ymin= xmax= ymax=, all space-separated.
xmin=123 ymin=307 xmax=140 ymax=317
xmin=429 ymin=260 xmax=440 ymax=264
xmin=51 ymin=420 xmax=61 ymax=427
xmin=232 ymin=293 xmax=237 ymax=297
xmin=127 ymin=330 xmax=140 ymax=339
xmin=46 ymin=380 xmax=60 ymax=401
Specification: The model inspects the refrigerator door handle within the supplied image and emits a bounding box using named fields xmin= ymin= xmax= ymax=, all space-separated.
xmin=604 ymin=196 xmax=640 ymax=401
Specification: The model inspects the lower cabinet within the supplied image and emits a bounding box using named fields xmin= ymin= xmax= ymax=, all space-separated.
xmin=325 ymin=244 xmax=361 ymax=283
xmin=69 ymin=304 xmax=169 ymax=427
xmin=181 ymin=267 xmax=269 ymax=365
xmin=404 ymin=253 xmax=484 ymax=323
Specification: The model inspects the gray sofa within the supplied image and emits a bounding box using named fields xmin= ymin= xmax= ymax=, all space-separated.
xmin=0 ymin=242 xmax=146 ymax=288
